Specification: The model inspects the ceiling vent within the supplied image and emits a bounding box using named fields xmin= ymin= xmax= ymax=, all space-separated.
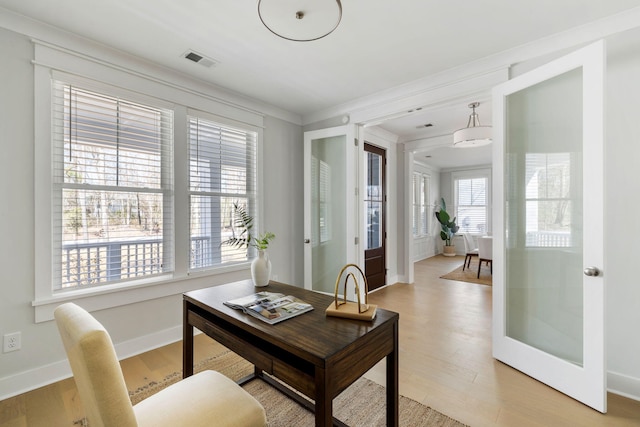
xmin=416 ymin=123 xmax=434 ymax=129
xmin=182 ymin=50 xmax=218 ymax=68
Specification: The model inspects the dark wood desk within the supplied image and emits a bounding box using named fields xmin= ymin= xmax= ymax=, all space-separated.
xmin=183 ymin=280 xmax=399 ymax=427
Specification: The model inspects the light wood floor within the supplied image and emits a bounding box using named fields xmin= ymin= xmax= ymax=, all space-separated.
xmin=364 ymin=256 xmax=640 ymax=427
xmin=1 ymin=255 xmax=639 ymax=426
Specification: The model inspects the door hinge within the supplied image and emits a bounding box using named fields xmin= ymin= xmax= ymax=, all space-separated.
xmin=355 ymin=237 xmax=359 ymax=245
xmin=354 ymin=138 xmax=359 ymax=147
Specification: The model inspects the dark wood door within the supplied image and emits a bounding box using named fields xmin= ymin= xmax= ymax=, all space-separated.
xmin=364 ymin=143 xmax=386 ymax=291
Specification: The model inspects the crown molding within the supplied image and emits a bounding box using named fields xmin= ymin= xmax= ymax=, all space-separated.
xmin=303 ymin=6 xmax=640 ymax=127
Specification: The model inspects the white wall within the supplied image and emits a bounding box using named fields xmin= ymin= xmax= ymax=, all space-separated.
xmin=602 ymin=27 xmax=640 ymax=399
xmin=262 ymin=115 xmax=305 ymax=285
xmin=0 ymin=26 xmax=303 ymax=399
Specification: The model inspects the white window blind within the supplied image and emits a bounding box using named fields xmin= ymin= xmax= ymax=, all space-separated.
xmin=52 ymin=82 xmax=174 ymax=291
xmin=188 ymin=115 xmax=258 ymax=269
xmin=455 ymin=177 xmax=487 ymax=234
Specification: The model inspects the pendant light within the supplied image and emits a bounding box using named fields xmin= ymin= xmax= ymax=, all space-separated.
xmin=453 ymin=102 xmax=492 ymax=147
xmin=257 ymin=0 xmax=343 ymax=42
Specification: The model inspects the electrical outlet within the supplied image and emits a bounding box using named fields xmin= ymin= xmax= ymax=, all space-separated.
xmin=3 ymin=332 xmax=21 ymax=353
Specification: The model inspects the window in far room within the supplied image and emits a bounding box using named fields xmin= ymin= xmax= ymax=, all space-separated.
xmin=454 ymin=174 xmax=489 ymax=235
xmin=412 ymin=172 xmax=430 ymax=236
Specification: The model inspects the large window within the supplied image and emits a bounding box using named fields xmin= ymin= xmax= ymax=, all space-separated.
xmin=454 ymin=173 xmax=489 ymax=234
xmin=188 ymin=114 xmax=258 ymax=270
xmin=52 ymin=82 xmax=174 ymax=291
xmin=34 ymin=44 xmax=266 ymax=320
xmin=412 ymin=172 xmax=430 ymax=236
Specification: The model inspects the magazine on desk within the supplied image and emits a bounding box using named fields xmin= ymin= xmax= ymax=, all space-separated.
xmin=224 ymin=291 xmax=314 ymax=324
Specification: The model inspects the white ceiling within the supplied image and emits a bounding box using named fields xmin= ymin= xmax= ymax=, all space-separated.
xmin=1 ymin=0 xmax=639 ymax=167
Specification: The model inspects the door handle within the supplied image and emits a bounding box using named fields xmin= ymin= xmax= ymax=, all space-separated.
xmin=583 ymin=267 xmax=600 ymax=277
xmin=304 ymin=239 xmax=310 ymax=244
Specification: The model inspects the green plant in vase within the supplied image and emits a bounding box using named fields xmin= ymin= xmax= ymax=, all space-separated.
xmin=435 ymin=197 xmax=459 ymax=257
xmin=222 ymin=201 xmax=275 ymax=286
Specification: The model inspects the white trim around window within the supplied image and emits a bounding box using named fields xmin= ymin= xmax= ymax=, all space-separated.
xmin=33 ymin=41 xmax=264 ymax=322
xmin=452 ymin=168 xmax=492 ymax=235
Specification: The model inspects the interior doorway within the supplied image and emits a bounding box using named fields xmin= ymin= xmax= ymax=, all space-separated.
xmin=364 ymin=143 xmax=386 ymax=291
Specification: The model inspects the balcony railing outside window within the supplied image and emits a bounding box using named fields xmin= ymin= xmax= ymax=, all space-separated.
xmin=61 ymin=236 xmax=217 ymax=288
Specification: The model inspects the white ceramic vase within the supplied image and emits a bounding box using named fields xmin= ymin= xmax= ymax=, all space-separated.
xmin=251 ymin=250 xmax=272 ymax=287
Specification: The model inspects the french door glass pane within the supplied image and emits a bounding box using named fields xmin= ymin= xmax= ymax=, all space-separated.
xmin=505 ymin=67 xmax=584 ymax=365
xmin=311 ymin=135 xmax=347 ymax=293
xmin=365 ymin=151 xmax=383 ymax=250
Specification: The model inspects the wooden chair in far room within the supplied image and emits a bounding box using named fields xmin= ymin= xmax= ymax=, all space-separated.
xmin=477 ymin=237 xmax=493 ymax=278
xmin=54 ymin=303 xmax=267 ymax=427
xmin=462 ymin=233 xmax=478 ymax=271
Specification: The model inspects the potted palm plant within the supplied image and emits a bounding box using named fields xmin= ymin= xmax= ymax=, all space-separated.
xmin=435 ymin=197 xmax=459 ymax=257
xmin=222 ymin=201 xmax=275 ymax=286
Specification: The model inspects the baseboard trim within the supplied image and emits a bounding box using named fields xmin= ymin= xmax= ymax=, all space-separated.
xmin=608 ymin=370 xmax=640 ymax=402
xmin=0 ymin=325 xmax=184 ymax=401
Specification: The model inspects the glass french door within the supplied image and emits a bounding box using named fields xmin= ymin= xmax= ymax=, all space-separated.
xmin=303 ymin=126 xmax=356 ymax=294
xmin=492 ymin=41 xmax=606 ymax=412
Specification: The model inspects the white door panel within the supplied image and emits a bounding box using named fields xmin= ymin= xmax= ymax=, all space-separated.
xmin=492 ymin=40 xmax=606 ymax=412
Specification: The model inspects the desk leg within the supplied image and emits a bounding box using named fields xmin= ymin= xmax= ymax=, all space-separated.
xmin=183 ymin=300 xmax=194 ymax=378
xmin=315 ymin=367 xmax=332 ymax=427
xmin=387 ymin=321 xmax=399 ymax=427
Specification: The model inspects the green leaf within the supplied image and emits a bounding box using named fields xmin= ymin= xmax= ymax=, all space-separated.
xmin=221 ymin=201 xmax=275 ymax=251
xmin=437 ymin=210 xmax=450 ymax=224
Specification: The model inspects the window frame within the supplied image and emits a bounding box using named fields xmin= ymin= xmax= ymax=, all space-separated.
xmin=452 ymin=169 xmax=492 ymax=236
xmin=187 ymin=109 xmax=261 ymax=271
xmin=33 ymin=42 xmax=264 ymax=322
xmin=51 ymin=81 xmax=175 ymax=292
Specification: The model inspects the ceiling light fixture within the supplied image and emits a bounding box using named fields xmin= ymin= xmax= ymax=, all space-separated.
xmin=453 ymin=102 xmax=492 ymax=148
xmin=257 ymin=0 xmax=342 ymax=42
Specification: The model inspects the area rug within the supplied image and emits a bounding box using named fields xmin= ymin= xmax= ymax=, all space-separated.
xmin=440 ymin=262 xmax=492 ymax=286
xmin=76 ymin=349 xmax=468 ymax=426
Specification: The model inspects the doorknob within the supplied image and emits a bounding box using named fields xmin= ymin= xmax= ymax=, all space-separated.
xmin=304 ymin=239 xmax=310 ymax=244
xmin=583 ymin=267 xmax=600 ymax=277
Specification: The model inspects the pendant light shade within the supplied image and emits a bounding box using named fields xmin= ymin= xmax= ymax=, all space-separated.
xmin=258 ymin=0 xmax=343 ymax=42
xmin=453 ymin=102 xmax=492 ymax=147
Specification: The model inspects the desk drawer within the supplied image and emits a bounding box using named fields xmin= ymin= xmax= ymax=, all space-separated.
xmin=273 ymin=359 xmax=315 ymax=398
xmin=188 ymin=311 xmax=273 ymax=374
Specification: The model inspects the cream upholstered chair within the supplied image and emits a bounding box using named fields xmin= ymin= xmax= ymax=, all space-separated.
xmin=54 ymin=303 xmax=267 ymax=427
xmin=477 ymin=237 xmax=493 ymax=279
xmin=462 ymin=233 xmax=478 ymax=271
